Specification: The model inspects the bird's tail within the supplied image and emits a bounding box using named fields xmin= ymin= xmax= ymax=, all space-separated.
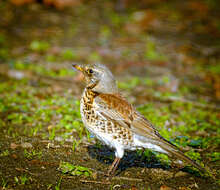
xmin=158 ymin=140 xmax=206 ymax=173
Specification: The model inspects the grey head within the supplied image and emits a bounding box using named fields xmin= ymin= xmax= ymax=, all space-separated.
xmin=72 ymin=63 xmax=118 ymax=94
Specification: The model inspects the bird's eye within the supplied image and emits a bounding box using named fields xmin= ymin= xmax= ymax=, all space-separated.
xmin=87 ymin=69 xmax=94 ymax=74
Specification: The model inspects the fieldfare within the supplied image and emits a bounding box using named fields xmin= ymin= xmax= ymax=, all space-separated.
xmin=73 ymin=63 xmax=205 ymax=176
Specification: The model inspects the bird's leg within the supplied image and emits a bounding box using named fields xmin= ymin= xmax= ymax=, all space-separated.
xmin=107 ymin=157 xmax=121 ymax=176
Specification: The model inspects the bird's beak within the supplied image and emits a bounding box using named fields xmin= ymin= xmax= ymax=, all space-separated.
xmin=72 ymin=64 xmax=84 ymax=72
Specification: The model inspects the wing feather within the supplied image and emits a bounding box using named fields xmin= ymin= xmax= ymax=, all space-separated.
xmin=93 ymin=93 xmax=206 ymax=172
xmin=94 ymin=94 xmax=161 ymax=140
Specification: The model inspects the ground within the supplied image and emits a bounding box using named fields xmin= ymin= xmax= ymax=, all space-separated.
xmin=0 ymin=0 xmax=219 ymax=189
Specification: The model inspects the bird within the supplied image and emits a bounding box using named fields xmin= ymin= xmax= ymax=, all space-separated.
xmin=72 ymin=63 xmax=206 ymax=176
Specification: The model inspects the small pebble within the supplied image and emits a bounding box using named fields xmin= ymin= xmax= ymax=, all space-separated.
xmin=55 ymin=136 xmax=63 ymax=142
xmin=21 ymin=142 xmax=33 ymax=149
xmin=10 ymin=143 xmax=19 ymax=149
xmin=175 ymin=171 xmax=187 ymax=177
xmin=8 ymin=70 xmax=24 ymax=80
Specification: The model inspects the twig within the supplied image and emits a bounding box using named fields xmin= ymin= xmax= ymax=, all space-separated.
xmin=163 ymin=96 xmax=220 ymax=110
xmin=112 ymin=176 xmax=143 ymax=182
xmin=15 ymin=168 xmax=38 ymax=176
xmin=138 ymin=96 xmax=220 ymax=111
xmin=63 ymin=171 xmax=143 ymax=183
xmin=79 ymin=179 xmax=111 ymax=185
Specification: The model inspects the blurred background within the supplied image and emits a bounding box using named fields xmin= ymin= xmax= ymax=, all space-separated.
xmin=0 ymin=0 xmax=219 ymax=189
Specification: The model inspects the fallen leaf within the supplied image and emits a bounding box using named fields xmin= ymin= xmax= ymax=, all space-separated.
xmin=160 ymin=185 xmax=172 ymax=190
xmin=178 ymin=187 xmax=188 ymax=190
xmin=11 ymin=154 xmax=18 ymax=159
xmin=47 ymin=125 xmax=54 ymax=131
xmin=10 ymin=143 xmax=19 ymax=149
xmin=10 ymin=0 xmax=35 ymax=6
xmin=131 ymin=186 xmax=138 ymax=190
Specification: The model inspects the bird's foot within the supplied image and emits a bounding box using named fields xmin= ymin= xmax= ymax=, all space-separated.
xmin=106 ymin=157 xmax=121 ymax=178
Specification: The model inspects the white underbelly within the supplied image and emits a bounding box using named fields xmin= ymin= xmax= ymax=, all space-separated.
xmin=133 ymin=134 xmax=167 ymax=153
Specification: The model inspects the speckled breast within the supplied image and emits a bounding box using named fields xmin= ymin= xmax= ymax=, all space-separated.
xmin=80 ymin=89 xmax=134 ymax=148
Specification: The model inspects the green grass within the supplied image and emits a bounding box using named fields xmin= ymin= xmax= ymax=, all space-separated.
xmin=0 ymin=150 xmax=9 ymax=157
xmin=14 ymin=174 xmax=29 ymax=185
xmin=0 ymin=66 xmax=219 ymax=172
xmin=58 ymin=161 xmax=92 ymax=177
xmin=20 ymin=174 xmax=28 ymax=185
xmin=0 ymin=77 xmax=82 ymax=140
xmin=137 ymin=100 xmax=219 ymax=166
xmin=55 ymin=176 xmax=62 ymax=190
xmin=0 ymin=32 xmax=9 ymax=61
xmin=118 ymin=77 xmax=141 ymax=90
xmin=1 ymin=177 xmax=8 ymax=189
xmin=144 ymin=38 xmax=168 ymax=61
xmin=88 ymin=51 xmax=102 ymax=62
xmin=206 ymin=152 xmax=220 ymax=162
xmin=0 ymin=26 xmax=218 ymax=180
xmin=61 ymin=49 xmax=78 ymax=60
xmin=72 ymin=139 xmax=82 ymax=152
xmin=24 ymin=149 xmax=42 ymax=160
xmin=30 ymin=40 xmax=50 ymax=53
xmin=13 ymin=60 xmax=76 ymax=77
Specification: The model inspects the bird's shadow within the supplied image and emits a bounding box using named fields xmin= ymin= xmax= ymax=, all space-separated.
xmin=87 ymin=144 xmax=169 ymax=174
xmin=87 ymin=143 xmax=201 ymax=176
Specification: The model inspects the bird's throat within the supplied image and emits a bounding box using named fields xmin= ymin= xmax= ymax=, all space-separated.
xmin=86 ymin=79 xmax=99 ymax=90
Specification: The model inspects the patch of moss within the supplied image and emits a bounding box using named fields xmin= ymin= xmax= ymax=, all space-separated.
xmin=118 ymin=77 xmax=141 ymax=90
xmin=13 ymin=60 xmax=76 ymax=77
xmin=61 ymin=49 xmax=77 ymax=60
xmin=206 ymin=152 xmax=220 ymax=162
xmin=58 ymin=161 xmax=92 ymax=177
xmin=144 ymin=38 xmax=167 ymax=61
xmin=30 ymin=40 xmax=50 ymax=53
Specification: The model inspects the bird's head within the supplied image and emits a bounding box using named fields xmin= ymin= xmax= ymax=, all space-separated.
xmin=72 ymin=63 xmax=118 ymax=94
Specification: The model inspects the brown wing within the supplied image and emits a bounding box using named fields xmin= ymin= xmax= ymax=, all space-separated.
xmin=95 ymin=93 xmax=163 ymax=140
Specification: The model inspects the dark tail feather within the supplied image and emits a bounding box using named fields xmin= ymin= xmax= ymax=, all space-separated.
xmin=157 ymin=140 xmax=206 ymax=173
xmin=166 ymin=147 xmax=206 ymax=173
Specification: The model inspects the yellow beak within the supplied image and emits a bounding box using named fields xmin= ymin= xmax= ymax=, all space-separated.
xmin=72 ymin=64 xmax=84 ymax=72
